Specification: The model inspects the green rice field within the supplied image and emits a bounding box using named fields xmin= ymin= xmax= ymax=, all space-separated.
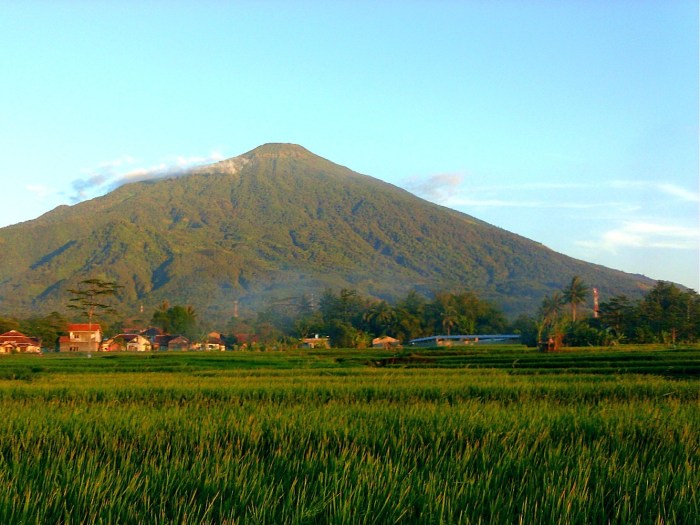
xmin=0 ymin=345 xmax=698 ymax=524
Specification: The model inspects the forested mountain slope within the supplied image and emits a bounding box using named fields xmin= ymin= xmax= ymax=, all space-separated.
xmin=0 ymin=143 xmax=654 ymax=322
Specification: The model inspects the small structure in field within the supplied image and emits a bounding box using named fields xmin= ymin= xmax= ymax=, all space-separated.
xmin=538 ymin=334 xmax=563 ymax=352
xmin=409 ymin=334 xmax=520 ymax=347
xmin=299 ymin=335 xmax=330 ymax=349
xmin=372 ymin=336 xmax=401 ymax=349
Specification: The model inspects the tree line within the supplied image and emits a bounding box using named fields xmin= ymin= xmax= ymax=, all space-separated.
xmin=243 ymin=288 xmax=508 ymax=348
xmin=0 ymin=277 xmax=697 ymax=349
xmin=235 ymin=279 xmax=700 ymax=348
xmin=520 ymin=278 xmax=700 ymax=347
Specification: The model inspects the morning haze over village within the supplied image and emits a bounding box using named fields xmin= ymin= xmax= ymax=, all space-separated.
xmin=0 ymin=2 xmax=697 ymax=523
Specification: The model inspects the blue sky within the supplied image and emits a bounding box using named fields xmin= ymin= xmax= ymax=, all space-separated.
xmin=2 ymin=1 xmax=698 ymax=291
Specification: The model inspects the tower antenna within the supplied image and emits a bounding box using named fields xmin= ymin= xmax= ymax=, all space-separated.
xmin=593 ymin=288 xmax=599 ymax=318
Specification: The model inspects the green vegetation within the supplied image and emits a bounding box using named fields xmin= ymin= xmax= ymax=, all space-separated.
xmin=2 ymin=278 xmax=698 ymax=353
xmin=67 ymin=278 xmax=122 ymax=324
xmin=0 ymin=346 xmax=697 ymax=523
xmin=256 ymin=288 xmax=508 ymax=348
xmin=151 ymin=301 xmax=199 ymax=339
xmin=0 ymin=311 xmax=67 ymax=349
xmin=562 ymin=275 xmax=589 ymax=322
xmin=232 ymin=280 xmax=700 ymax=348
xmin=0 ymin=143 xmax=657 ymax=323
xmin=525 ymin=280 xmax=700 ymax=349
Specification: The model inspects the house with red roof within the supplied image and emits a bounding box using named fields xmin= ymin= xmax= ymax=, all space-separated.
xmin=201 ymin=333 xmax=226 ymax=351
xmin=0 ymin=330 xmax=42 ymax=353
xmin=59 ymin=323 xmax=102 ymax=352
xmin=167 ymin=335 xmax=191 ymax=351
xmin=101 ymin=333 xmax=152 ymax=352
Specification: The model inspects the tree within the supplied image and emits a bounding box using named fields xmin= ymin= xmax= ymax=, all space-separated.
xmin=66 ymin=278 xmax=122 ymax=326
xmin=19 ymin=311 xmax=67 ymax=351
xmin=424 ymin=291 xmax=507 ymax=337
xmin=294 ymin=311 xmax=323 ymax=339
xmin=394 ymin=290 xmax=428 ymax=340
xmin=326 ymin=319 xmax=364 ymax=348
xmin=562 ymin=276 xmax=589 ymax=322
xmin=537 ymin=292 xmax=564 ymax=349
xmin=598 ymin=294 xmax=636 ymax=343
xmin=318 ymin=288 xmax=366 ymax=329
xmin=297 ymin=294 xmax=315 ymax=317
xmin=396 ymin=290 xmax=427 ymax=319
xmin=152 ymin=304 xmax=198 ymax=338
xmin=540 ymin=292 xmax=564 ymax=324
xmin=0 ymin=316 xmax=20 ymax=334
xmin=393 ymin=312 xmax=424 ymax=341
xmin=638 ymin=282 xmax=700 ymax=343
xmin=509 ymin=314 xmax=538 ymax=347
xmin=362 ymin=300 xmax=396 ymax=336
xmin=441 ymin=309 xmax=458 ymax=336
xmin=450 ymin=291 xmax=506 ymax=334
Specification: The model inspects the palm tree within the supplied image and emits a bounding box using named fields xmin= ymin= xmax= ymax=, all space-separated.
xmin=441 ymin=309 xmax=458 ymax=336
xmin=184 ymin=305 xmax=198 ymax=325
xmin=538 ymin=292 xmax=564 ymax=344
xmin=562 ymin=276 xmax=589 ymax=322
xmin=540 ymin=292 xmax=564 ymax=323
xmin=362 ymin=301 xmax=396 ymax=336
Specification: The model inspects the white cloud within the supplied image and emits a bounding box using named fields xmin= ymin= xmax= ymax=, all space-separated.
xmin=403 ymin=172 xmax=465 ymax=200
xmin=406 ymin=172 xmax=698 ymax=205
xmin=404 ymin=171 xmax=698 ymax=289
xmin=404 ymin=173 xmax=698 ymax=223
xmin=656 ymin=183 xmax=700 ymax=203
xmin=25 ymin=184 xmax=59 ymax=200
xmin=608 ymin=180 xmax=700 ymax=202
xmin=69 ymin=152 xmax=225 ymax=203
xmin=577 ymin=221 xmax=700 ymax=252
xmin=443 ymin=196 xmax=635 ymax=210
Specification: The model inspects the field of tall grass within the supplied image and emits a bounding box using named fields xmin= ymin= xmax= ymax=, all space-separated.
xmin=0 ymin=346 xmax=697 ymax=523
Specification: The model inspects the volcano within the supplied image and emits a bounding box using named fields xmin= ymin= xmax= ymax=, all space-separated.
xmin=0 ymin=143 xmax=654 ymax=323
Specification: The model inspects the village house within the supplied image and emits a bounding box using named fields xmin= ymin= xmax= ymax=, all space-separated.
xmin=233 ymin=333 xmax=259 ymax=348
xmin=55 ymin=325 xmax=231 ymax=353
xmin=0 ymin=330 xmax=42 ymax=354
xmin=125 ymin=334 xmax=152 ymax=352
xmin=102 ymin=334 xmax=152 ymax=352
xmin=59 ymin=323 xmax=102 ymax=352
xmin=139 ymin=327 xmax=162 ymax=338
xmin=152 ymin=334 xmax=173 ymax=351
xmin=167 ymin=335 xmax=191 ymax=351
xmin=203 ymin=333 xmax=226 ymax=351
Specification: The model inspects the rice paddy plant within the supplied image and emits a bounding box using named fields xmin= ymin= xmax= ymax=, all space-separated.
xmin=0 ymin=348 xmax=697 ymax=523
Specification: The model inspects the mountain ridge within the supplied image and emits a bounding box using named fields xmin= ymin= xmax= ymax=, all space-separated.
xmin=0 ymin=143 xmax=655 ymax=323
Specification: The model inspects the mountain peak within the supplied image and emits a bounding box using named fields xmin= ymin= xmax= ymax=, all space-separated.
xmin=0 ymin=143 xmax=656 ymax=323
xmin=243 ymin=143 xmax=314 ymax=159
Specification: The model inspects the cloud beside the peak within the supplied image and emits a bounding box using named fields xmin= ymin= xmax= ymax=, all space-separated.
xmin=26 ymin=184 xmax=60 ymax=200
xmin=577 ymin=221 xmax=700 ymax=252
xmin=68 ymin=152 xmax=224 ymax=203
xmin=404 ymin=172 xmax=465 ymax=200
